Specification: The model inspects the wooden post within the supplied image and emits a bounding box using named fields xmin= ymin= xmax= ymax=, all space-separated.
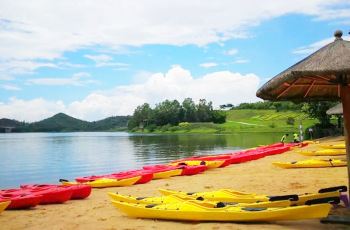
xmin=341 ymin=84 xmax=350 ymax=200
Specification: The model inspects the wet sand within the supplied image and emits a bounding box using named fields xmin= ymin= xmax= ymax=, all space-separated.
xmin=1 ymin=136 xmax=348 ymax=230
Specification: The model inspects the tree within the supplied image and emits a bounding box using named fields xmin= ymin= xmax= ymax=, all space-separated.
xmin=302 ymin=102 xmax=337 ymax=127
xmin=212 ymin=110 xmax=226 ymax=124
xmin=129 ymin=103 xmax=153 ymax=129
xmin=196 ymin=99 xmax=213 ymax=122
xmin=181 ymin=98 xmax=197 ymax=122
xmin=153 ymin=100 xmax=182 ymax=126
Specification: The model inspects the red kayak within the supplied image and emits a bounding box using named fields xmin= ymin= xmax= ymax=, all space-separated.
xmin=178 ymin=164 xmax=207 ymax=175
xmin=0 ymin=190 xmax=42 ymax=209
xmin=20 ymin=184 xmax=92 ymax=200
xmin=1 ymin=187 xmax=72 ymax=205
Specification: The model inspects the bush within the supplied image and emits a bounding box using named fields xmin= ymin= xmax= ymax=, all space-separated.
xmin=146 ymin=124 xmax=157 ymax=132
xmin=286 ymin=117 xmax=295 ymax=125
xmin=161 ymin=124 xmax=171 ymax=132
xmin=269 ymin=123 xmax=276 ymax=128
xmin=179 ymin=122 xmax=190 ymax=129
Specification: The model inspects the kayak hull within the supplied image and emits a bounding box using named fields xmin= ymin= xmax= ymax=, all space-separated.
xmin=112 ymin=201 xmax=331 ymax=222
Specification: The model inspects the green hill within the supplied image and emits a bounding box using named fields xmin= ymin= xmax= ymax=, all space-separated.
xmin=2 ymin=113 xmax=130 ymax=132
xmin=25 ymin=113 xmax=90 ymax=132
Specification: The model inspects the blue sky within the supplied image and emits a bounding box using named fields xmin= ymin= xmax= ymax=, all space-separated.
xmin=0 ymin=0 xmax=350 ymax=121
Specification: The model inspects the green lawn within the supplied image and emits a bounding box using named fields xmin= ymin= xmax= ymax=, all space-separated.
xmin=141 ymin=109 xmax=319 ymax=134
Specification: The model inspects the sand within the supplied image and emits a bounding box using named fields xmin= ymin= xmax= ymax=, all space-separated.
xmin=0 ymin=136 xmax=348 ymax=230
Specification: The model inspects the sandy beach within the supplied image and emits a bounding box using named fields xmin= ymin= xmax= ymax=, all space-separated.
xmin=0 ymin=136 xmax=348 ymax=230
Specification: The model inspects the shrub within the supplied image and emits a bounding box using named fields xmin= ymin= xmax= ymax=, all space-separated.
xmin=286 ymin=117 xmax=295 ymax=125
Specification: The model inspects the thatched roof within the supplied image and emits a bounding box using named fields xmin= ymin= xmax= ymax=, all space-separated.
xmin=257 ymin=30 xmax=350 ymax=101
xmin=326 ymin=103 xmax=343 ymax=115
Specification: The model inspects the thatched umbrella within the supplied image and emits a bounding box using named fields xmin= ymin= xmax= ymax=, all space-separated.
xmin=257 ymin=30 xmax=350 ymax=197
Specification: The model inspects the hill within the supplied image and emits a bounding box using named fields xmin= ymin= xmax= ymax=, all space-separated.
xmin=1 ymin=113 xmax=130 ymax=132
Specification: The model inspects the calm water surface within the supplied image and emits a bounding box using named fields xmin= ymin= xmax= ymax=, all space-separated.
xmin=0 ymin=132 xmax=282 ymax=189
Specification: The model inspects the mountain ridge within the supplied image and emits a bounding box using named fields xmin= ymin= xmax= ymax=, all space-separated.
xmin=0 ymin=113 xmax=130 ymax=132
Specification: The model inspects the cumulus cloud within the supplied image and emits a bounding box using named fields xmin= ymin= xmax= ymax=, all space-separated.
xmin=0 ymin=0 xmax=348 ymax=61
xmin=200 ymin=62 xmax=218 ymax=68
xmin=0 ymin=66 xmax=261 ymax=121
xmin=0 ymin=98 xmax=66 ymax=122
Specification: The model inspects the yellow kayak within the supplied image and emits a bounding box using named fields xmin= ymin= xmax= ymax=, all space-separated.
xmin=112 ymin=200 xmax=331 ymax=222
xmin=158 ymin=187 xmax=344 ymax=206
xmin=0 ymin=201 xmax=10 ymax=214
xmin=61 ymin=176 xmax=140 ymax=188
xmin=159 ymin=188 xmax=265 ymax=203
xmin=273 ymin=159 xmax=347 ymax=168
xmin=298 ymin=149 xmax=346 ymax=156
xmin=108 ymin=192 xmax=292 ymax=208
xmin=152 ymin=169 xmax=182 ymax=179
xmin=320 ymin=144 xmax=345 ymax=149
xmin=170 ymin=160 xmax=224 ymax=169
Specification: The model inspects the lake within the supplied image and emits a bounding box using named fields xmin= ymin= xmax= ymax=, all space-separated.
xmin=0 ymin=132 xmax=282 ymax=189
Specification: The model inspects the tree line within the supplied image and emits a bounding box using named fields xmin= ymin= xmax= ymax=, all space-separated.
xmin=128 ymin=98 xmax=226 ymax=130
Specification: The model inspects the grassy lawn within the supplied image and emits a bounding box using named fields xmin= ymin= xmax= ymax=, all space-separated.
xmin=140 ymin=109 xmax=319 ymax=134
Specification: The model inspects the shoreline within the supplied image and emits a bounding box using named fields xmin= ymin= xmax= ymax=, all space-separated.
xmin=0 ymin=136 xmax=348 ymax=229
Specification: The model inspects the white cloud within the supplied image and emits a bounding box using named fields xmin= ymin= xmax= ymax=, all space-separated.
xmin=0 ymin=66 xmax=261 ymax=121
xmin=0 ymin=60 xmax=57 ymax=75
xmin=27 ymin=72 xmax=96 ymax=86
xmin=1 ymin=84 xmax=21 ymax=91
xmin=0 ymin=98 xmax=66 ymax=122
xmin=0 ymin=0 xmax=348 ymax=61
xmin=200 ymin=62 xmax=218 ymax=68
xmin=234 ymin=59 xmax=250 ymax=64
xmin=293 ymin=34 xmax=350 ymax=55
xmin=225 ymin=49 xmax=239 ymax=56
xmin=84 ymin=54 xmax=129 ymax=68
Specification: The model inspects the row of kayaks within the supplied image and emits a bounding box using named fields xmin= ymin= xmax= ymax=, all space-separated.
xmin=273 ymin=141 xmax=347 ymax=168
xmin=62 ymin=143 xmax=303 ymax=188
xmin=0 ymin=184 xmax=91 ymax=210
xmin=109 ymin=186 xmax=347 ymax=222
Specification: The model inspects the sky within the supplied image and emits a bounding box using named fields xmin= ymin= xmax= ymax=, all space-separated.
xmin=0 ymin=0 xmax=350 ymax=122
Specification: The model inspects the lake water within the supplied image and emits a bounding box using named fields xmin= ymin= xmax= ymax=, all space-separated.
xmin=0 ymin=132 xmax=282 ymax=189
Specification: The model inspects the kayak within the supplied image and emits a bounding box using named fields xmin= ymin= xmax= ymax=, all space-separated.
xmin=0 ymin=200 xmax=10 ymax=213
xmin=75 ymin=170 xmax=153 ymax=185
xmin=273 ymin=159 xmax=347 ymax=168
xmin=170 ymin=160 xmax=226 ymax=169
xmin=108 ymin=193 xmax=293 ymax=208
xmin=61 ymin=176 xmax=141 ymax=188
xmin=320 ymin=144 xmax=345 ymax=149
xmin=0 ymin=192 xmax=42 ymax=209
xmin=298 ymin=149 xmax=346 ymax=156
xmin=142 ymin=165 xmax=183 ymax=179
xmin=153 ymin=169 xmax=183 ymax=179
xmin=171 ymin=145 xmax=292 ymax=165
xmin=1 ymin=187 xmax=73 ymax=205
xmin=179 ymin=165 xmax=207 ymax=175
xmin=111 ymin=200 xmax=331 ymax=222
xmin=20 ymin=184 xmax=92 ymax=200
xmin=158 ymin=186 xmax=346 ymax=205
